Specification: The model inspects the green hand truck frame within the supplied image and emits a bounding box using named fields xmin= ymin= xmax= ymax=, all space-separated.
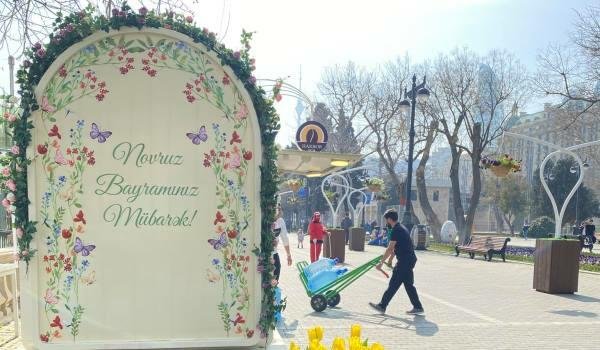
xmin=296 ymin=255 xmax=383 ymax=312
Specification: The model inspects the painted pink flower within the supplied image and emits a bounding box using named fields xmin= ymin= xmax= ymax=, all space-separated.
xmin=15 ymin=228 xmax=23 ymax=239
xmin=1 ymin=167 xmax=9 ymax=176
xmin=229 ymin=152 xmax=241 ymax=169
xmin=6 ymin=179 xmax=16 ymax=191
xmin=10 ymin=145 xmax=19 ymax=155
xmin=1 ymin=198 xmax=9 ymax=208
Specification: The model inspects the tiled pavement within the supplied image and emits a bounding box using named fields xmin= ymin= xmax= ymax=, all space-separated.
xmin=2 ymin=240 xmax=600 ymax=349
xmin=276 ymin=238 xmax=600 ymax=349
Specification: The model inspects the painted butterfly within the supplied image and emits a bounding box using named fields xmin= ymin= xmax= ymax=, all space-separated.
xmin=41 ymin=96 xmax=56 ymax=113
xmin=186 ymin=126 xmax=208 ymax=145
xmin=74 ymin=237 xmax=96 ymax=257
xmin=207 ymin=232 xmax=227 ymax=250
xmin=48 ymin=125 xmax=61 ymax=139
xmin=90 ymin=123 xmax=112 ymax=143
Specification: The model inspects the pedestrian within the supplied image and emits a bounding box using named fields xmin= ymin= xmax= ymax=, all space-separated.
xmin=272 ymin=208 xmax=292 ymax=281
xmin=308 ymin=212 xmax=328 ymax=262
xmin=522 ymin=221 xmax=530 ymax=240
xmin=341 ymin=212 xmax=353 ymax=245
xmin=582 ymin=218 xmax=597 ymax=244
xmin=369 ymin=209 xmax=424 ymax=315
xmin=297 ymin=228 xmax=305 ymax=249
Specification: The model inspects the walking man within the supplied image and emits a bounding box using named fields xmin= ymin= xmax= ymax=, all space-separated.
xmin=341 ymin=212 xmax=353 ymax=245
xmin=369 ymin=209 xmax=424 ymax=315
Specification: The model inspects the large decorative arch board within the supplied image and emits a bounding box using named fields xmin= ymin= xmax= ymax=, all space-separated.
xmin=16 ymin=19 xmax=278 ymax=350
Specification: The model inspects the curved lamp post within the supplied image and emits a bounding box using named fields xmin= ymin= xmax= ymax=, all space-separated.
xmin=320 ymin=166 xmax=371 ymax=227
xmin=399 ymin=75 xmax=430 ymax=230
xmin=504 ymin=132 xmax=600 ymax=237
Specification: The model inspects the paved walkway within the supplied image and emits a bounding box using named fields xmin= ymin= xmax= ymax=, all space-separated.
xmin=277 ymin=238 xmax=600 ymax=349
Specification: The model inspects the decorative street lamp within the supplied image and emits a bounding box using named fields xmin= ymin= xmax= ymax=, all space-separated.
xmin=569 ymin=160 xmax=590 ymax=225
xmin=399 ymin=75 xmax=430 ymax=230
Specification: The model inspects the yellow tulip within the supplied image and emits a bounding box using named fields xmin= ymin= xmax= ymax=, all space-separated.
xmin=309 ymin=339 xmax=324 ymax=350
xmin=350 ymin=324 xmax=361 ymax=338
xmin=369 ymin=343 xmax=385 ymax=350
xmin=332 ymin=336 xmax=346 ymax=350
xmin=308 ymin=327 xmax=317 ymax=342
xmin=289 ymin=341 xmax=300 ymax=350
xmin=349 ymin=337 xmax=362 ymax=350
xmin=314 ymin=325 xmax=324 ymax=341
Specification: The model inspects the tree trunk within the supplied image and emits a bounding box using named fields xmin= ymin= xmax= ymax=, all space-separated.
xmin=416 ymin=121 xmax=442 ymax=241
xmin=466 ymin=123 xmax=483 ymax=241
xmin=493 ymin=204 xmax=504 ymax=234
xmin=503 ymin=214 xmax=515 ymax=236
xmin=449 ymin=146 xmax=466 ymax=243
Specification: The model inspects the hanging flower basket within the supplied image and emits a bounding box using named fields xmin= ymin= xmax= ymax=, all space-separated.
xmin=481 ymin=154 xmax=521 ymax=177
xmin=324 ymin=190 xmax=336 ymax=202
xmin=364 ymin=177 xmax=385 ymax=193
xmin=287 ymin=178 xmax=302 ymax=192
xmin=490 ymin=165 xmax=510 ymax=177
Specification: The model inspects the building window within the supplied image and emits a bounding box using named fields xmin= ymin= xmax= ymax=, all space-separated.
xmin=432 ymin=190 xmax=439 ymax=202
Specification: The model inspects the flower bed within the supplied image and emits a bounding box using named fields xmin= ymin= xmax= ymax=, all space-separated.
xmin=428 ymin=242 xmax=600 ymax=273
xmin=290 ymin=324 xmax=384 ymax=350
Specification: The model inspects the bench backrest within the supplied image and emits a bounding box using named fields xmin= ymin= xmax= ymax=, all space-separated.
xmin=468 ymin=235 xmax=508 ymax=249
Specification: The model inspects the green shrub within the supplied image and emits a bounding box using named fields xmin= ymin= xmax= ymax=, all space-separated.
xmin=528 ymin=216 xmax=555 ymax=238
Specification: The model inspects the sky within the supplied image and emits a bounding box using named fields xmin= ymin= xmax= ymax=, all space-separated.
xmin=0 ymin=0 xmax=597 ymax=145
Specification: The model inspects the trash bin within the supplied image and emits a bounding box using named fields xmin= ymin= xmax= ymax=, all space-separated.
xmin=412 ymin=224 xmax=427 ymax=250
xmin=323 ymin=228 xmax=346 ymax=263
xmin=349 ymin=227 xmax=365 ymax=252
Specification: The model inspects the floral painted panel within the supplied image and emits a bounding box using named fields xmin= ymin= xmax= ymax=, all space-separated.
xmin=32 ymin=30 xmax=261 ymax=345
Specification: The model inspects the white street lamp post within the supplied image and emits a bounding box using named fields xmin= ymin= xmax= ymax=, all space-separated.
xmin=504 ymin=132 xmax=600 ymax=238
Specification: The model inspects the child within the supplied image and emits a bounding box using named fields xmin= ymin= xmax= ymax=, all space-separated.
xmin=297 ymin=228 xmax=305 ymax=249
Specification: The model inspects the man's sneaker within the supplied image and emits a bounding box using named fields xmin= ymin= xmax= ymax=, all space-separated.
xmin=369 ymin=302 xmax=385 ymax=314
xmin=406 ymin=307 xmax=424 ymax=315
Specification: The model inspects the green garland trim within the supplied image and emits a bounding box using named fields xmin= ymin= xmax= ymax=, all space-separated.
xmin=12 ymin=3 xmax=280 ymax=338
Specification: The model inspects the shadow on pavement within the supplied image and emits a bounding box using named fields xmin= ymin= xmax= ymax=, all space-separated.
xmin=277 ymin=319 xmax=299 ymax=339
xmin=548 ymin=310 xmax=598 ymax=318
xmin=555 ymin=294 xmax=600 ymax=303
xmin=304 ymin=309 xmax=439 ymax=337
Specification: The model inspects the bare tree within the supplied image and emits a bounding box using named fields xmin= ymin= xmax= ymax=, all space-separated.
xmin=424 ymin=48 xmax=528 ymax=241
xmin=317 ymin=62 xmax=374 ymax=153
xmin=534 ymin=5 xmax=600 ymax=118
xmin=0 ymin=0 xmax=196 ymax=57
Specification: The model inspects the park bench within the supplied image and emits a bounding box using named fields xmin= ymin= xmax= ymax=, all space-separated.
xmin=455 ymin=235 xmax=511 ymax=261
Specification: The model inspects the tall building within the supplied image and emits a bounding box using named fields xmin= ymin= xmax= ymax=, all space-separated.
xmin=504 ymin=103 xmax=600 ymax=188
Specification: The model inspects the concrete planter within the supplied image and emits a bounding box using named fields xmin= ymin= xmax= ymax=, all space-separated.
xmin=323 ymin=229 xmax=346 ymax=263
xmin=533 ymin=239 xmax=580 ymax=294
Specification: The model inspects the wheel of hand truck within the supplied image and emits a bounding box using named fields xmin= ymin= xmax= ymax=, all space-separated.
xmin=310 ymin=295 xmax=328 ymax=312
xmin=326 ymin=292 xmax=341 ymax=307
